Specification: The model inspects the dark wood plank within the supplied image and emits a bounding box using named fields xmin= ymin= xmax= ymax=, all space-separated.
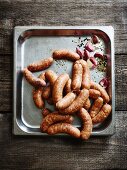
xmin=0 ymin=54 xmax=12 ymax=112
xmin=0 ymin=54 xmax=127 ymax=112
xmin=0 ymin=0 xmax=127 ymax=54
xmin=0 ymin=111 xmax=126 ymax=170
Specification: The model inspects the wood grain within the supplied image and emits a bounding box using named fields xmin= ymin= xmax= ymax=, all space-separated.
xmin=0 ymin=0 xmax=127 ymax=54
xmin=0 ymin=1 xmax=127 ymax=169
xmin=0 ymin=111 xmax=126 ymax=170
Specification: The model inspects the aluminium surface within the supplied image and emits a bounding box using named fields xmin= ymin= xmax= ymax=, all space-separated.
xmin=13 ymin=26 xmax=115 ymax=136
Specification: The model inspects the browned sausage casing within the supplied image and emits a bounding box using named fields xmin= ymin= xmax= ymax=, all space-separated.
xmin=90 ymin=81 xmax=110 ymax=103
xmin=52 ymin=73 xmax=69 ymax=103
xmin=92 ymin=104 xmax=112 ymax=124
xmin=40 ymin=112 xmax=74 ymax=132
xmin=79 ymin=108 xmax=93 ymax=140
xmin=71 ymin=63 xmax=83 ymax=91
xmin=56 ymin=92 xmax=76 ymax=110
xmin=38 ymin=72 xmax=46 ymax=81
xmin=33 ymin=88 xmax=45 ymax=109
xmin=76 ymin=60 xmax=91 ymax=89
xmin=42 ymin=108 xmax=51 ymax=117
xmin=42 ymin=85 xmax=51 ymax=99
xmin=64 ymin=78 xmax=72 ymax=94
xmin=27 ymin=57 xmax=53 ymax=72
xmin=53 ymin=49 xmax=80 ymax=61
xmin=89 ymin=89 xmax=101 ymax=99
xmin=83 ymin=98 xmax=91 ymax=110
xmin=23 ymin=68 xmax=46 ymax=87
xmin=45 ymin=70 xmax=58 ymax=86
xmin=60 ymin=89 xmax=89 ymax=114
xmin=47 ymin=123 xmax=80 ymax=138
xmin=89 ymin=97 xmax=103 ymax=118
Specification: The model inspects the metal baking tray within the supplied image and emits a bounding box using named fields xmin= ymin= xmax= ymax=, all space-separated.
xmin=13 ymin=26 xmax=115 ymax=136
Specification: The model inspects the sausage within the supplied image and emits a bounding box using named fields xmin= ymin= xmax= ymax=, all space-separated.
xmin=23 ymin=68 xmax=46 ymax=87
xmin=56 ymin=92 xmax=76 ymax=110
xmin=83 ymin=98 xmax=91 ymax=110
xmin=38 ymin=72 xmax=46 ymax=81
xmin=92 ymin=104 xmax=112 ymax=124
xmin=89 ymin=97 xmax=103 ymax=118
xmin=89 ymin=89 xmax=101 ymax=99
xmin=90 ymin=81 xmax=110 ymax=103
xmin=40 ymin=112 xmax=74 ymax=132
xmin=42 ymin=85 xmax=51 ymax=99
xmin=76 ymin=59 xmax=91 ymax=89
xmin=33 ymin=88 xmax=45 ymax=109
xmin=42 ymin=108 xmax=51 ymax=117
xmin=27 ymin=57 xmax=53 ymax=72
xmin=79 ymin=108 xmax=93 ymax=140
xmin=52 ymin=73 xmax=69 ymax=103
xmin=53 ymin=49 xmax=80 ymax=61
xmin=60 ymin=89 xmax=89 ymax=114
xmin=64 ymin=79 xmax=72 ymax=94
xmin=47 ymin=123 xmax=80 ymax=138
xmin=71 ymin=63 xmax=83 ymax=91
xmin=45 ymin=70 xmax=58 ymax=86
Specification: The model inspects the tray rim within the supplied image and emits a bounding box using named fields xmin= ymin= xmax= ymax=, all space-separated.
xmin=13 ymin=26 xmax=115 ymax=136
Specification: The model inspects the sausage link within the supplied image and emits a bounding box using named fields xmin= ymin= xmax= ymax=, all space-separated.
xmin=89 ymin=89 xmax=101 ymax=99
xmin=42 ymin=85 xmax=51 ymax=99
xmin=79 ymin=108 xmax=93 ymax=140
xmin=89 ymin=97 xmax=103 ymax=118
xmin=92 ymin=104 xmax=112 ymax=124
xmin=83 ymin=98 xmax=91 ymax=110
xmin=42 ymin=108 xmax=51 ymax=117
xmin=33 ymin=88 xmax=45 ymax=109
xmin=23 ymin=68 xmax=46 ymax=87
xmin=76 ymin=59 xmax=91 ymax=89
xmin=45 ymin=70 xmax=58 ymax=86
xmin=71 ymin=63 xmax=83 ymax=91
xmin=64 ymin=79 xmax=72 ymax=94
xmin=27 ymin=57 xmax=53 ymax=72
xmin=90 ymin=81 xmax=110 ymax=103
xmin=38 ymin=72 xmax=46 ymax=81
xmin=60 ymin=89 xmax=89 ymax=114
xmin=52 ymin=73 xmax=69 ymax=103
xmin=53 ymin=49 xmax=80 ymax=61
xmin=56 ymin=92 xmax=76 ymax=110
xmin=47 ymin=123 xmax=80 ymax=138
xmin=40 ymin=112 xmax=74 ymax=132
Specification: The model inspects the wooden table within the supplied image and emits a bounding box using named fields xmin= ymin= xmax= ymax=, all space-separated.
xmin=0 ymin=0 xmax=127 ymax=169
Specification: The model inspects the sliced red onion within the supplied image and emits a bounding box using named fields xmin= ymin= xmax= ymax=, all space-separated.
xmin=76 ymin=47 xmax=84 ymax=59
xmin=94 ymin=52 xmax=104 ymax=60
xmin=83 ymin=49 xmax=90 ymax=61
xmin=92 ymin=35 xmax=100 ymax=44
xmin=91 ymin=64 xmax=96 ymax=69
xmin=90 ymin=57 xmax=98 ymax=66
xmin=85 ymin=42 xmax=95 ymax=52
xmin=99 ymin=78 xmax=109 ymax=88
